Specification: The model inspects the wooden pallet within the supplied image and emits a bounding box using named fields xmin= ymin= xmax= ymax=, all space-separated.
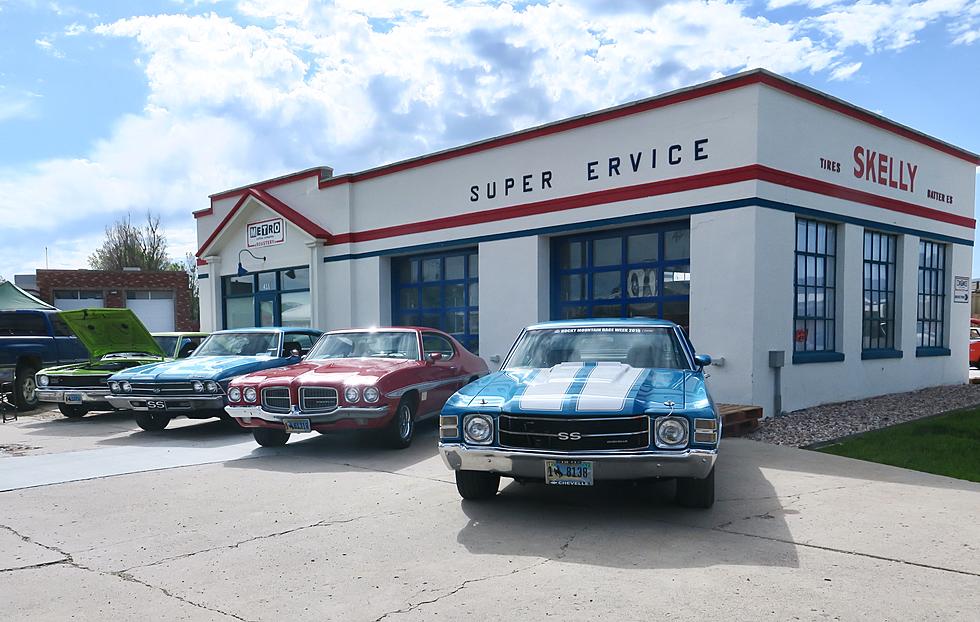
xmin=717 ymin=403 xmax=763 ymax=437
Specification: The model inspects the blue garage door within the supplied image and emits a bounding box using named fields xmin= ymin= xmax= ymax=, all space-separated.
xmin=552 ymin=223 xmax=691 ymax=330
xmin=392 ymin=249 xmax=479 ymax=354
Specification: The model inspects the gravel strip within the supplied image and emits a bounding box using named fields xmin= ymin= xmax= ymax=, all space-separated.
xmin=744 ymin=383 xmax=980 ymax=447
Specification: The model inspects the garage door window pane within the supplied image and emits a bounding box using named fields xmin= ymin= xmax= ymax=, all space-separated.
xmin=627 ymin=233 xmax=659 ymax=264
xmin=422 ymin=258 xmax=442 ymax=282
xmin=664 ymin=230 xmax=690 ymax=260
xmin=280 ymin=291 xmax=311 ymax=327
xmin=625 ymin=269 xmax=657 ymax=298
xmin=560 ymin=306 xmax=588 ymax=319
xmin=399 ymin=289 xmax=418 ymax=310
xmin=593 ymin=238 xmax=621 ymax=266
xmin=421 ymin=286 xmax=440 ymax=308
xmin=469 ymin=311 xmax=479 ymax=334
xmin=664 ymin=265 xmax=690 ymax=296
xmin=592 ymin=304 xmax=621 ymax=318
xmin=446 ymin=284 xmax=465 ymax=307
xmin=560 ymin=274 xmax=586 ymax=301
xmin=592 ymin=271 xmax=621 ymax=299
xmin=150 ymin=291 xmax=173 ymax=300
xmin=628 ymin=302 xmax=658 ymax=318
xmin=398 ymin=259 xmax=419 ymax=284
xmin=469 ymin=282 xmax=479 ymax=305
xmin=559 ymin=241 xmax=585 ymax=270
xmin=226 ymin=297 xmax=253 ymax=329
xmin=446 ymin=311 xmax=465 ymax=334
xmin=445 ymin=256 xmax=465 ymax=280
xmin=662 ymin=300 xmax=689 ymax=330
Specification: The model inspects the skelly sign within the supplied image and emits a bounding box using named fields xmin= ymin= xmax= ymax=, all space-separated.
xmin=468 ymin=137 xmax=710 ymax=203
xmin=247 ymin=217 xmax=286 ymax=248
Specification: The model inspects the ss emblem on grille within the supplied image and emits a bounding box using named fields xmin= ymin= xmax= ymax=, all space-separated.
xmin=557 ymin=432 xmax=582 ymax=441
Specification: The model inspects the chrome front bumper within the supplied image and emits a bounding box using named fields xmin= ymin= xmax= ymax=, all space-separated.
xmin=106 ymin=395 xmax=225 ymax=412
xmin=226 ymin=405 xmax=390 ymax=426
xmin=439 ymin=444 xmax=717 ymax=480
xmin=37 ymin=389 xmax=110 ymax=404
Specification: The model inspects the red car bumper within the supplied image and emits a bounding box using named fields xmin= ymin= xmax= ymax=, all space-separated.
xmin=226 ymin=403 xmax=393 ymax=433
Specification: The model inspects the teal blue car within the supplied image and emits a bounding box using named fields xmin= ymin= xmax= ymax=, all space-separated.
xmin=106 ymin=327 xmax=322 ymax=431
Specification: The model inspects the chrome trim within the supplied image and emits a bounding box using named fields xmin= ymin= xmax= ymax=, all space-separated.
xmin=260 ymin=386 xmax=291 ymax=414
xmin=36 ymin=389 xmax=110 ymax=404
xmin=462 ymin=413 xmax=494 ymax=445
xmin=653 ymin=416 xmax=690 ymax=449
xmin=439 ymin=443 xmax=716 ymax=480
xmin=498 ymin=413 xmax=651 ymax=452
xmin=106 ymin=394 xmax=225 ymax=411
xmin=225 ymin=404 xmax=389 ymax=426
xmin=386 ymin=374 xmax=472 ymax=398
xmin=299 ymin=386 xmax=339 ymax=413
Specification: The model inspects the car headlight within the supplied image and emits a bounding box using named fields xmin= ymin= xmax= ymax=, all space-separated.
xmin=205 ymin=381 xmax=219 ymax=393
xmin=243 ymin=387 xmax=257 ymax=403
xmin=37 ymin=375 xmax=49 ymax=387
xmin=228 ymin=387 xmax=242 ymax=402
xmin=109 ymin=381 xmax=120 ymax=393
xmin=344 ymin=386 xmax=360 ymax=403
xmin=463 ymin=414 xmax=494 ymax=445
xmin=655 ymin=416 xmax=689 ymax=448
xmin=121 ymin=381 xmax=132 ymax=393
xmin=363 ymin=386 xmax=380 ymax=403
xmin=192 ymin=380 xmax=204 ymax=393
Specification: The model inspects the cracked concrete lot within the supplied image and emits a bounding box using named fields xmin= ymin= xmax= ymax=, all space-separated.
xmin=1 ymin=407 xmax=979 ymax=621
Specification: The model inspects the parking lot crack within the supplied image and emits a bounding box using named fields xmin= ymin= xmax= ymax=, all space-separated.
xmin=0 ymin=523 xmax=73 ymax=572
xmin=109 ymin=569 xmax=254 ymax=622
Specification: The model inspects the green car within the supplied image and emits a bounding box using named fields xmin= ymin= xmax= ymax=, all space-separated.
xmin=151 ymin=331 xmax=210 ymax=359
xmin=34 ymin=309 xmax=202 ymax=419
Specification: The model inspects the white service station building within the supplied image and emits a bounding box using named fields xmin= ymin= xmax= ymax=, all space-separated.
xmin=194 ymin=70 xmax=978 ymax=416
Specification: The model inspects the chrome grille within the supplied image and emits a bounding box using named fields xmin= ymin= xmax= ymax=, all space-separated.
xmin=129 ymin=382 xmax=195 ymax=395
xmin=498 ymin=414 xmax=650 ymax=451
xmin=299 ymin=387 xmax=339 ymax=413
xmin=261 ymin=387 xmax=291 ymax=413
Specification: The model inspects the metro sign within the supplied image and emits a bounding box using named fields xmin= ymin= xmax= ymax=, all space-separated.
xmin=247 ymin=217 xmax=286 ymax=248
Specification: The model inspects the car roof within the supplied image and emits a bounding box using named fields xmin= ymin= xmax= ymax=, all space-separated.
xmin=151 ymin=332 xmax=210 ymax=337
xmin=326 ymin=327 xmax=423 ymax=334
xmin=525 ymin=318 xmax=680 ymax=330
xmin=211 ymin=327 xmax=322 ymax=335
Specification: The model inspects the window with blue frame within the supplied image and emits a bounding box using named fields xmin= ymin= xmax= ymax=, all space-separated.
xmin=862 ymin=230 xmax=898 ymax=353
xmin=392 ymin=250 xmax=479 ymax=354
xmin=794 ymin=219 xmax=838 ymax=357
xmin=917 ymin=240 xmax=947 ymax=351
xmin=222 ymin=267 xmax=311 ymax=328
xmin=551 ymin=224 xmax=690 ymax=329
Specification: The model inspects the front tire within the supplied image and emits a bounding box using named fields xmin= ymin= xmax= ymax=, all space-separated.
xmin=14 ymin=366 xmax=38 ymax=411
xmin=382 ymin=397 xmax=415 ymax=449
xmin=58 ymin=404 xmax=87 ymax=418
xmin=676 ymin=467 xmax=715 ymax=509
xmin=135 ymin=412 xmax=171 ymax=432
xmin=455 ymin=470 xmax=500 ymax=500
xmin=252 ymin=427 xmax=290 ymax=447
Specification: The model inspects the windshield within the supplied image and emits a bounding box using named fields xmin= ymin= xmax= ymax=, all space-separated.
xmin=153 ymin=336 xmax=178 ymax=357
xmin=505 ymin=326 xmax=691 ymax=370
xmin=308 ymin=331 xmax=420 ymax=360
xmin=192 ymin=332 xmax=280 ymax=357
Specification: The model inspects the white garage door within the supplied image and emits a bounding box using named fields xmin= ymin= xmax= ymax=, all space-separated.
xmin=53 ymin=289 xmax=105 ymax=311
xmin=126 ymin=291 xmax=175 ymax=332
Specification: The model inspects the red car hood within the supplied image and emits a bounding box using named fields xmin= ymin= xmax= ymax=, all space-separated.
xmin=236 ymin=357 xmax=417 ymax=385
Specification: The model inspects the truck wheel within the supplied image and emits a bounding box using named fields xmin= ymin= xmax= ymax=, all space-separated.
xmin=58 ymin=404 xmax=87 ymax=419
xmin=675 ymin=467 xmax=715 ymax=509
xmin=455 ymin=470 xmax=500 ymax=500
xmin=252 ymin=427 xmax=290 ymax=447
xmin=135 ymin=412 xmax=171 ymax=432
xmin=381 ymin=397 xmax=415 ymax=449
xmin=14 ymin=366 xmax=39 ymax=411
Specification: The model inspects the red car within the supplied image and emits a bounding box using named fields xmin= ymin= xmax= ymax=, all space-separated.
xmin=226 ymin=328 xmax=488 ymax=448
xmin=971 ymin=325 xmax=980 ymax=368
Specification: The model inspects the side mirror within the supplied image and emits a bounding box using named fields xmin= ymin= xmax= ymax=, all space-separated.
xmin=426 ymin=352 xmax=443 ymax=364
xmin=694 ymin=354 xmax=712 ymax=368
xmin=289 ymin=349 xmax=301 ymax=358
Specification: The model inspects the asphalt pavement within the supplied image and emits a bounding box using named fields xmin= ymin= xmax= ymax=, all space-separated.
xmin=1 ymin=405 xmax=978 ymax=621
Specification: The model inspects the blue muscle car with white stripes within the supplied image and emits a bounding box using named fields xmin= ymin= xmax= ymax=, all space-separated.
xmin=438 ymin=318 xmax=720 ymax=508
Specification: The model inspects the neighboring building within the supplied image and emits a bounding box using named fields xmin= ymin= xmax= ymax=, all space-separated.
xmin=34 ymin=269 xmax=197 ymax=332
xmin=193 ymin=69 xmax=978 ymax=416
xmin=13 ymin=274 xmax=39 ymax=297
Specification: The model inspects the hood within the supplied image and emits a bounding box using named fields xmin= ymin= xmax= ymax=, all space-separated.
xmin=446 ymin=362 xmax=706 ymax=416
xmin=39 ymin=356 xmax=163 ymax=376
xmin=235 ymin=357 xmax=416 ymax=385
xmin=59 ymin=309 xmax=164 ymax=360
xmin=112 ymin=355 xmax=291 ymax=382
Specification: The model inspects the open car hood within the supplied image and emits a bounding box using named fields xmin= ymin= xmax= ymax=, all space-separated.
xmin=59 ymin=308 xmax=165 ymax=360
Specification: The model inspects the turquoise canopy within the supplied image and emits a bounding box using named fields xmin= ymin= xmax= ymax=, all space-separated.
xmin=0 ymin=281 xmax=56 ymax=311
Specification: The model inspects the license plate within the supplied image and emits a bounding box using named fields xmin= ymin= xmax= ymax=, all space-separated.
xmin=146 ymin=400 xmax=167 ymax=410
xmin=283 ymin=418 xmax=311 ymax=433
xmin=545 ymin=460 xmax=594 ymax=486
xmin=64 ymin=392 xmax=83 ymax=404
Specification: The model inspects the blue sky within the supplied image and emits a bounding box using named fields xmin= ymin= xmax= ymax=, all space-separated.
xmin=0 ymin=0 xmax=978 ymax=277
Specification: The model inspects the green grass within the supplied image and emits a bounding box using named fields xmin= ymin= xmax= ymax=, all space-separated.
xmin=816 ymin=408 xmax=980 ymax=483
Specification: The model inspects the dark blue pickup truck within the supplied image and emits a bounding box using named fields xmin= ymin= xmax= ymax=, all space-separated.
xmin=0 ymin=310 xmax=88 ymax=410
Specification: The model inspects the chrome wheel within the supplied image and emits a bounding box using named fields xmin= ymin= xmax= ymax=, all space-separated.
xmin=22 ymin=377 xmax=36 ymax=403
xmin=398 ymin=403 xmax=413 ymax=440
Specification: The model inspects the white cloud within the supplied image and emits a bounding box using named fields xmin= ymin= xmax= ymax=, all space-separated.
xmin=34 ymin=36 xmax=65 ymax=58
xmin=0 ymin=87 xmax=40 ymax=122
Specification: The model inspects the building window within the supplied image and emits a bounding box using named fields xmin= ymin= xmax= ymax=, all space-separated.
xmin=552 ymin=223 xmax=691 ymax=330
xmin=917 ymin=240 xmax=947 ymax=352
xmin=862 ymin=231 xmax=898 ymax=353
xmin=53 ymin=289 xmax=102 ymax=300
xmin=392 ymin=250 xmax=478 ymax=354
xmin=793 ymin=219 xmax=838 ymax=359
xmin=222 ymin=266 xmax=310 ymax=329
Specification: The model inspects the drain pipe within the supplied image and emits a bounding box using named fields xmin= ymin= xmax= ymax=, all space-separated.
xmin=768 ymin=350 xmax=784 ymax=418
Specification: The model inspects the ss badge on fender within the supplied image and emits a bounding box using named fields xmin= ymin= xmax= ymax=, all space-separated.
xmin=557 ymin=432 xmax=582 ymax=441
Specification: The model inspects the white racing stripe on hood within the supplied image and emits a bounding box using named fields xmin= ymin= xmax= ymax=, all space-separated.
xmin=576 ymin=363 xmax=646 ymax=412
xmin=518 ymin=363 xmax=583 ymax=411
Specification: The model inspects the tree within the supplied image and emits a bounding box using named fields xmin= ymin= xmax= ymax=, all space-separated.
xmin=168 ymin=252 xmax=200 ymax=324
xmin=88 ymin=213 xmax=170 ymax=271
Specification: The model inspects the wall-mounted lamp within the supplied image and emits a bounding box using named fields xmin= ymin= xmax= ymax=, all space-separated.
xmin=237 ymin=249 xmax=266 ymax=277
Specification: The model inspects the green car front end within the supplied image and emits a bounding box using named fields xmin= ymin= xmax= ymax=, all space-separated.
xmin=35 ymin=309 xmax=167 ymax=418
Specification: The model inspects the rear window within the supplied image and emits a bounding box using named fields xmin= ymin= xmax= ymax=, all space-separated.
xmin=0 ymin=312 xmax=48 ymax=337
